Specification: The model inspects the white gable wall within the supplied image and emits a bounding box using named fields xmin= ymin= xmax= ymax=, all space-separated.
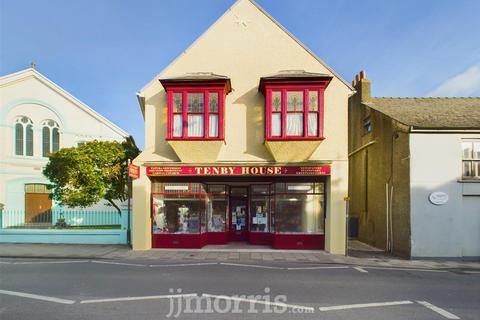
xmin=0 ymin=69 xmax=128 ymax=211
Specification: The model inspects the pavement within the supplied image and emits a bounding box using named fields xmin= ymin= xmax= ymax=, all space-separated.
xmin=1 ymin=240 xmax=479 ymax=271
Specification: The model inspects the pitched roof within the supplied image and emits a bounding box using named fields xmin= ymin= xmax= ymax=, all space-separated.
xmin=260 ymin=70 xmax=332 ymax=80
xmin=365 ymin=97 xmax=480 ymax=129
xmin=138 ymin=0 xmax=353 ymax=95
xmin=0 ymin=68 xmax=129 ymax=137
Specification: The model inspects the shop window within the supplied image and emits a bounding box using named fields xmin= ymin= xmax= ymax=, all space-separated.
xmin=272 ymin=182 xmax=325 ymax=234
xmin=152 ymin=194 xmax=203 ymax=234
xmin=265 ymin=88 xmax=325 ymax=140
xmin=250 ymin=185 xmax=270 ymax=232
xmin=14 ymin=116 xmax=34 ymax=156
xmin=462 ymin=140 xmax=480 ymax=179
xmin=166 ymin=89 xmax=225 ymax=140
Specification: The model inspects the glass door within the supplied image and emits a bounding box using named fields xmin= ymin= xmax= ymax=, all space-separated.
xmin=229 ymin=187 xmax=248 ymax=241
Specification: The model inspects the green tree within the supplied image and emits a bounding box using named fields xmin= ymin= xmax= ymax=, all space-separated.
xmin=43 ymin=137 xmax=140 ymax=214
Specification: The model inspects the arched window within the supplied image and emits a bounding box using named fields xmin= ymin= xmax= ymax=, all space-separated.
xmin=14 ymin=116 xmax=34 ymax=156
xmin=42 ymin=120 xmax=60 ymax=157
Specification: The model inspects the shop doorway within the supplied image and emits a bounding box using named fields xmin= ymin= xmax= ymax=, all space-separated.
xmin=229 ymin=187 xmax=248 ymax=241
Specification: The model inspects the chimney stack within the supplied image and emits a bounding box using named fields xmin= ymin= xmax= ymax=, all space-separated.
xmin=352 ymin=69 xmax=370 ymax=102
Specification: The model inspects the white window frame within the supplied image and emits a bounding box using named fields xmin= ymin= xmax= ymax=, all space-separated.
xmin=461 ymin=139 xmax=480 ymax=180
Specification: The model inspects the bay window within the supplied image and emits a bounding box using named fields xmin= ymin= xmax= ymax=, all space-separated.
xmin=266 ymin=87 xmax=324 ymax=139
xmin=160 ymin=74 xmax=231 ymax=140
xmin=260 ymin=71 xmax=332 ymax=140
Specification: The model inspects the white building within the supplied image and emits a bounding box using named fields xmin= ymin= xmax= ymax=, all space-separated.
xmin=0 ymin=67 xmax=128 ymax=222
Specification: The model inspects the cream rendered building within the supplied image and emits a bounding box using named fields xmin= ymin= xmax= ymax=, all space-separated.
xmin=0 ymin=67 xmax=128 ymax=220
xmin=132 ymin=0 xmax=352 ymax=253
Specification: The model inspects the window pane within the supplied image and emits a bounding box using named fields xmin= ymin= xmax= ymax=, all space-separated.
xmin=34 ymin=184 xmax=46 ymax=193
xmin=187 ymin=114 xmax=204 ymax=137
xmin=173 ymin=114 xmax=183 ymax=137
xmin=271 ymin=91 xmax=282 ymax=112
xmin=25 ymin=184 xmax=34 ymax=193
xmin=473 ymin=142 xmax=480 ymax=160
xmin=152 ymin=194 xmax=202 ymax=234
xmin=286 ymin=113 xmax=304 ymax=136
xmin=209 ymin=114 xmax=219 ymax=137
xmin=173 ymin=93 xmax=183 ymax=112
xmin=208 ymin=198 xmax=226 ymax=232
xmin=308 ymin=112 xmax=318 ymax=136
xmin=208 ymin=185 xmax=227 ymax=194
xmin=274 ymin=194 xmax=324 ymax=234
xmin=209 ymin=92 xmax=219 ymax=113
xmin=26 ymin=124 xmax=33 ymax=156
xmin=42 ymin=126 xmax=50 ymax=157
xmin=287 ymin=91 xmax=304 ymax=111
xmin=308 ymin=91 xmax=318 ymax=111
xmin=187 ymin=93 xmax=204 ymax=112
xmin=251 ymin=197 xmax=269 ymax=232
xmin=463 ymin=161 xmax=472 ymax=177
xmin=474 ymin=161 xmax=480 ymax=177
xmin=462 ymin=142 xmax=473 ymax=159
xmin=15 ymin=123 xmax=23 ymax=155
xmin=52 ymin=128 xmax=60 ymax=152
xmin=251 ymin=185 xmax=269 ymax=195
xmin=271 ymin=113 xmax=282 ymax=137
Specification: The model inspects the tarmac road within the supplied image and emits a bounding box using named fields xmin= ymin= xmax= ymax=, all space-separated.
xmin=0 ymin=258 xmax=479 ymax=320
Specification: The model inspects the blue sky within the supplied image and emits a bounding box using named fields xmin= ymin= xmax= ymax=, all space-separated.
xmin=1 ymin=0 xmax=479 ymax=148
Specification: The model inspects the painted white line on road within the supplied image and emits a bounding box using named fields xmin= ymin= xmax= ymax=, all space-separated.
xmin=13 ymin=260 xmax=90 ymax=265
xmin=353 ymin=266 xmax=368 ymax=273
xmin=416 ymin=301 xmax=460 ymax=319
xmin=362 ymin=266 xmax=448 ymax=273
xmin=0 ymin=289 xmax=76 ymax=305
xmin=149 ymin=262 xmax=218 ymax=268
xmin=319 ymin=300 xmax=413 ymax=311
xmin=90 ymin=260 xmax=146 ymax=267
xmin=80 ymin=293 xmax=198 ymax=304
xmin=0 ymin=261 xmax=11 ymax=264
xmin=202 ymin=293 xmax=314 ymax=312
xmin=464 ymin=271 xmax=480 ymax=274
xmin=220 ymin=262 xmax=283 ymax=270
xmin=287 ymin=266 xmax=349 ymax=270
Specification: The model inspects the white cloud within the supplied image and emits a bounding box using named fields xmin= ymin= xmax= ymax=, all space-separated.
xmin=427 ymin=64 xmax=480 ymax=97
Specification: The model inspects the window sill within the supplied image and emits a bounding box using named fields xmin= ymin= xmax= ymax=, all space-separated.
xmin=166 ymin=137 xmax=224 ymax=141
xmin=458 ymin=179 xmax=480 ymax=183
xmin=265 ymin=136 xmax=325 ymax=141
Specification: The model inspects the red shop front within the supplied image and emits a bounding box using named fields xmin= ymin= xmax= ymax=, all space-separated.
xmin=148 ymin=165 xmax=329 ymax=250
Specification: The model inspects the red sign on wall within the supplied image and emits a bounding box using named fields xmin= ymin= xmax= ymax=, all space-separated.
xmin=128 ymin=164 xmax=140 ymax=179
xmin=146 ymin=165 xmax=330 ymax=176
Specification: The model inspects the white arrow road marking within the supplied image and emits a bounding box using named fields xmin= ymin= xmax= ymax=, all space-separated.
xmin=362 ymin=266 xmax=448 ymax=273
xmin=319 ymin=300 xmax=413 ymax=311
xmin=220 ymin=262 xmax=283 ymax=270
xmin=149 ymin=262 xmax=218 ymax=268
xmin=416 ymin=301 xmax=460 ymax=319
xmin=287 ymin=266 xmax=349 ymax=270
xmin=353 ymin=266 xmax=368 ymax=273
xmin=90 ymin=260 xmax=146 ymax=267
xmin=80 ymin=293 xmax=198 ymax=304
xmin=0 ymin=289 xmax=75 ymax=304
xmin=202 ymin=293 xmax=314 ymax=312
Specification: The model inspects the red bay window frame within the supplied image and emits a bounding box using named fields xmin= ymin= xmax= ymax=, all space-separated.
xmin=164 ymin=82 xmax=226 ymax=140
xmin=262 ymin=79 xmax=330 ymax=141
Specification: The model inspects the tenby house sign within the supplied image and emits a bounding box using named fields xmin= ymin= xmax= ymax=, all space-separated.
xmin=146 ymin=165 xmax=331 ymax=176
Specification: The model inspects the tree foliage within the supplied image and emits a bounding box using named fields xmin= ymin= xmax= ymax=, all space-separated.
xmin=43 ymin=137 xmax=140 ymax=213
